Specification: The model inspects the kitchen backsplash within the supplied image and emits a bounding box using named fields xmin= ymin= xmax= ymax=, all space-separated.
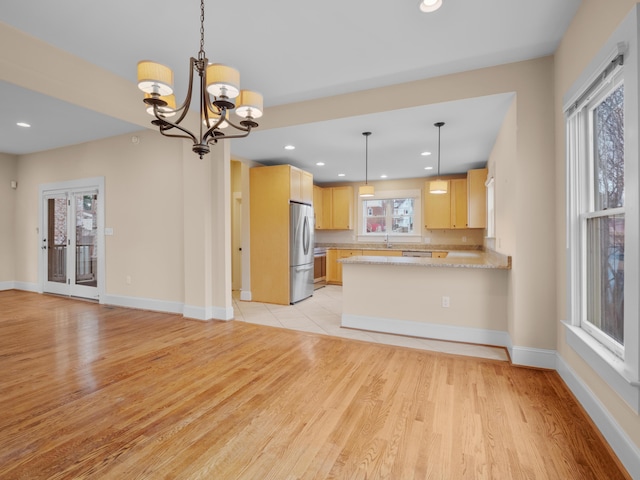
xmin=315 ymin=228 xmax=485 ymax=247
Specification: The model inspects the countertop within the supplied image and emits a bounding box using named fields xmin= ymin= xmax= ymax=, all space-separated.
xmin=316 ymin=243 xmax=481 ymax=252
xmin=339 ymin=249 xmax=511 ymax=270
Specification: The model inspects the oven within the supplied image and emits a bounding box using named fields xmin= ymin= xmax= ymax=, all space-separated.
xmin=313 ymin=247 xmax=326 ymax=285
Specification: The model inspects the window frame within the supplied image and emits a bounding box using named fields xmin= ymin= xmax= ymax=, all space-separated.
xmin=357 ymin=188 xmax=422 ymax=243
xmin=564 ymin=20 xmax=640 ymax=412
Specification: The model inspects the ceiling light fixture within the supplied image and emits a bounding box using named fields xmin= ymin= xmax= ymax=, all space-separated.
xmin=316 ymin=162 xmax=325 ymax=166
xmin=284 ymin=145 xmax=296 ymax=150
xmin=137 ymin=0 xmax=263 ymax=159
xmin=17 ymin=122 xmax=31 ymax=128
xmin=424 ymin=166 xmax=433 ymax=170
xmin=419 ymin=0 xmax=443 ymax=13
xmin=359 ymin=132 xmax=374 ymax=198
xmin=421 ymin=151 xmax=431 ymax=156
xmin=429 ymin=121 xmax=448 ymax=194
xmin=338 ymin=173 xmax=345 ymax=177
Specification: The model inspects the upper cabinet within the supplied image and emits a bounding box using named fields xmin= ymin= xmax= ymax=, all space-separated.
xmin=313 ymin=185 xmax=324 ymax=229
xmin=424 ymin=180 xmax=452 ymax=229
xmin=424 ymin=169 xmax=487 ymax=230
xmin=316 ymin=185 xmax=354 ymax=230
xmin=290 ymin=167 xmax=313 ymax=204
xmin=424 ymin=178 xmax=467 ymax=229
xmin=467 ymin=168 xmax=488 ymax=228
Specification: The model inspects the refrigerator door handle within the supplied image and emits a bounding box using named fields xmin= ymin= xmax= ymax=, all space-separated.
xmin=303 ymin=215 xmax=310 ymax=255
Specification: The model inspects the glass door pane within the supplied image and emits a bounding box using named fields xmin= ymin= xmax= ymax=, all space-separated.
xmin=74 ymin=193 xmax=98 ymax=288
xmin=47 ymin=196 xmax=68 ymax=283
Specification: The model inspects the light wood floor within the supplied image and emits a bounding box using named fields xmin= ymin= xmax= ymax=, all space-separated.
xmin=0 ymin=290 xmax=630 ymax=479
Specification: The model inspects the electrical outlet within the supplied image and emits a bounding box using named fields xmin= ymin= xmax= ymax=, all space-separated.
xmin=126 ymin=275 xmax=132 ymax=285
xmin=442 ymin=296 xmax=450 ymax=308
xmin=424 ymin=237 xmax=431 ymax=244
xmin=462 ymin=236 xmax=467 ymax=242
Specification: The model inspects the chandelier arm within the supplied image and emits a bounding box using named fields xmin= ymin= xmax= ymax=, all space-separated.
xmin=153 ymin=115 xmax=198 ymax=144
xmin=205 ymin=127 xmax=253 ymax=145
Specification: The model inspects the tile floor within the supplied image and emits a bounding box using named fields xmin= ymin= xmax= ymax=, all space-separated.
xmin=233 ymin=285 xmax=510 ymax=362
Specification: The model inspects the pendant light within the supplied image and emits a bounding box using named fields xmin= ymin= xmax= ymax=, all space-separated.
xmin=429 ymin=121 xmax=448 ymax=194
xmin=359 ymin=132 xmax=375 ymax=198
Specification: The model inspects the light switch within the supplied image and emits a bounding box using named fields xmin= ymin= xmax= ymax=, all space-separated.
xmin=105 ymin=227 xmax=114 ymax=236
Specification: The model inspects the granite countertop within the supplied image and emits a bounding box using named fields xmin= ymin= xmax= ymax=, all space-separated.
xmin=339 ymin=250 xmax=511 ymax=270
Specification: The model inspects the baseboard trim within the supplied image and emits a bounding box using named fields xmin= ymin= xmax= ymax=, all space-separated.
xmin=183 ymin=304 xmax=234 ymax=321
xmin=102 ymin=294 xmax=184 ymax=315
xmin=510 ymin=345 xmax=557 ymax=369
xmin=341 ymin=314 xmax=512 ymax=349
xmin=240 ymin=290 xmax=252 ymax=301
xmin=12 ymin=281 xmax=39 ymax=293
xmin=0 ymin=281 xmax=14 ymax=291
xmin=556 ymin=354 xmax=640 ymax=477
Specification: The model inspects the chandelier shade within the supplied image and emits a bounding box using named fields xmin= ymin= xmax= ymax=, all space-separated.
xmin=137 ymin=0 xmax=262 ymax=159
xmin=137 ymin=61 xmax=174 ymax=96
xmin=236 ymin=90 xmax=264 ymax=119
xmin=145 ymin=93 xmax=177 ymax=117
xmin=205 ymin=64 xmax=240 ymax=98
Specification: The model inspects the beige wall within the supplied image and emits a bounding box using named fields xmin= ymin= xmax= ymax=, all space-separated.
xmin=14 ymin=129 xmax=185 ymax=302
xmin=0 ymin=153 xmax=18 ymax=283
xmin=554 ymin=0 xmax=640 ymax=454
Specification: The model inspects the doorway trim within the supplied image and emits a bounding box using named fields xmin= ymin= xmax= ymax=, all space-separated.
xmin=38 ymin=177 xmax=105 ymax=301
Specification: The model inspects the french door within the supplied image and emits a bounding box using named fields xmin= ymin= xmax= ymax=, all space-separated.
xmin=41 ymin=180 xmax=103 ymax=300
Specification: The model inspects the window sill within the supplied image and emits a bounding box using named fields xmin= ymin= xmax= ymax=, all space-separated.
xmin=563 ymin=321 xmax=640 ymax=413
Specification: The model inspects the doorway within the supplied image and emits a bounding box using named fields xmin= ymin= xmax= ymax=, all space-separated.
xmin=40 ymin=178 xmax=105 ymax=300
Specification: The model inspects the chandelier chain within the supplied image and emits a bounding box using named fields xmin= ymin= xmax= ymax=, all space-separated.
xmin=198 ymin=0 xmax=206 ymax=61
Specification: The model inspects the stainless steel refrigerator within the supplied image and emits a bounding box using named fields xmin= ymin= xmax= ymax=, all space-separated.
xmin=290 ymin=202 xmax=314 ymax=304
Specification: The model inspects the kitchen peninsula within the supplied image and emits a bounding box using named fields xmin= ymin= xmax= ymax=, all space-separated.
xmin=339 ymin=249 xmax=512 ymax=350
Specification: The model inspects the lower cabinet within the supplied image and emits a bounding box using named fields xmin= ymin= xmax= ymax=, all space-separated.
xmin=326 ymin=249 xmax=402 ymax=285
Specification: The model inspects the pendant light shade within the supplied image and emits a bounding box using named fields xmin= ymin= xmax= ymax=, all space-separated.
xmin=429 ymin=121 xmax=448 ymax=195
xmin=359 ymin=132 xmax=374 ymax=198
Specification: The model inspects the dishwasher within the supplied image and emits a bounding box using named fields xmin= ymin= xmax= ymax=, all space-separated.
xmin=401 ymin=251 xmax=432 ymax=258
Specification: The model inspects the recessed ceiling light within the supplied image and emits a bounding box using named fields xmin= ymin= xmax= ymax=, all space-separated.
xmin=419 ymin=0 xmax=443 ymax=13
xmin=316 ymin=162 xmax=325 ymax=166
xmin=284 ymin=145 xmax=295 ymax=150
xmin=338 ymin=173 xmax=345 ymax=177
xmin=380 ymin=174 xmax=388 ymax=179
xmin=421 ymin=151 xmax=431 ymax=156
xmin=424 ymin=166 xmax=434 ymax=170
xmin=17 ymin=122 xmax=31 ymax=128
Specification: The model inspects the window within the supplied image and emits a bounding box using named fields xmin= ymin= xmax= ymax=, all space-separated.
xmin=362 ymin=197 xmax=415 ymax=234
xmin=565 ymin=27 xmax=640 ymax=411
xmin=358 ymin=189 xmax=421 ymax=240
xmin=583 ymin=82 xmax=625 ymax=356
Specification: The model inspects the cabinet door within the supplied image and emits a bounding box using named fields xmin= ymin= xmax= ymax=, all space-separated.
xmin=322 ymin=188 xmax=333 ymax=229
xmin=424 ymin=181 xmax=451 ymax=229
xmin=467 ymin=168 xmax=488 ymax=228
xmin=289 ymin=167 xmax=302 ymax=202
xmin=336 ymin=249 xmax=362 ymax=284
xmin=450 ymin=178 xmax=468 ymax=229
xmin=365 ymin=250 xmax=403 ymax=257
xmin=313 ymin=185 xmax=324 ymax=229
xmin=326 ymin=249 xmax=340 ymax=283
xmin=331 ymin=186 xmax=353 ymax=230
xmin=301 ymin=171 xmax=314 ymax=204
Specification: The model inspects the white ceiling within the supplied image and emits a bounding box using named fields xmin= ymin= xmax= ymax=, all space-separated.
xmin=0 ymin=0 xmax=581 ymax=182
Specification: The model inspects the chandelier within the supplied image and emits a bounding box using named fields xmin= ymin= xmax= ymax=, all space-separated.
xmin=136 ymin=0 xmax=263 ymax=159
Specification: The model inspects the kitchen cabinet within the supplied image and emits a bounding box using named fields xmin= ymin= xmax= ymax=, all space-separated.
xmin=290 ymin=168 xmax=313 ymax=204
xmin=318 ymin=186 xmax=354 ymax=230
xmin=424 ymin=180 xmax=451 ymax=229
xmin=424 ymin=178 xmax=468 ymax=229
xmin=313 ymin=185 xmax=324 ymax=229
xmin=467 ymin=168 xmax=488 ymax=228
xmin=327 ymin=249 xmax=362 ymax=285
xmin=249 ymin=164 xmax=313 ymax=305
xmin=326 ymin=249 xmax=402 ymax=285
xmin=450 ymin=178 xmax=468 ymax=229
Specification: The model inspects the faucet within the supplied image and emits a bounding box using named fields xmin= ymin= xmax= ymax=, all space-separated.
xmin=385 ymin=233 xmax=392 ymax=249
